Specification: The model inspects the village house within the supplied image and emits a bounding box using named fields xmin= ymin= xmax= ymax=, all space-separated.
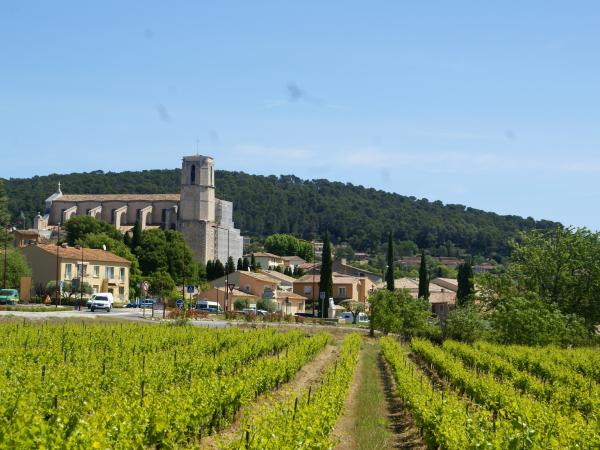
xmin=333 ymin=259 xmax=383 ymax=285
xmin=247 ymin=252 xmax=286 ymax=270
xmin=260 ymin=270 xmax=296 ymax=290
xmin=199 ymin=286 xmax=258 ymax=310
xmin=394 ymin=277 xmax=457 ymax=318
xmin=280 ymin=255 xmax=306 ymax=271
xmin=293 ymin=273 xmax=376 ymax=304
xmin=21 ymin=243 xmax=131 ymax=303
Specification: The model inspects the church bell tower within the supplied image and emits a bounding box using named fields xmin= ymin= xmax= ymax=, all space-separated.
xmin=178 ymin=155 xmax=216 ymax=263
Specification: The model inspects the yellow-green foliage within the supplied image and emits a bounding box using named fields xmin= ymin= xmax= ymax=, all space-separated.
xmin=0 ymin=323 xmax=329 ymax=448
xmin=230 ymin=333 xmax=362 ymax=449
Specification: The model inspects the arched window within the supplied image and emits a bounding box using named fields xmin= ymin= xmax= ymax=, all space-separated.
xmin=190 ymin=164 xmax=196 ymax=184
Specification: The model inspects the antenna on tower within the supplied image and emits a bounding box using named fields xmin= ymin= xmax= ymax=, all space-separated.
xmin=195 ymin=137 xmax=199 ymax=155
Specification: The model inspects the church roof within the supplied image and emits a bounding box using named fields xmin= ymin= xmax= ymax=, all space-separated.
xmin=54 ymin=194 xmax=180 ymax=202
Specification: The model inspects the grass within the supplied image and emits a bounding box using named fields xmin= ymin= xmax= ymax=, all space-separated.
xmin=350 ymin=341 xmax=392 ymax=450
xmin=0 ymin=305 xmax=72 ymax=312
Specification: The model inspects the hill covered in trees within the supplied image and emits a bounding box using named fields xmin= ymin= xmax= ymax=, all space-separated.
xmin=3 ymin=169 xmax=558 ymax=259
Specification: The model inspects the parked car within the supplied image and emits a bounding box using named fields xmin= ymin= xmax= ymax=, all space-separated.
xmin=87 ymin=292 xmax=114 ymax=309
xmin=339 ymin=311 xmax=369 ymax=324
xmin=0 ymin=289 xmax=19 ymax=305
xmin=90 ymin=293 xmax=114 ymax=312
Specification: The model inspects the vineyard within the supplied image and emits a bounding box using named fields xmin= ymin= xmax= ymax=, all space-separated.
xmin=381 ymin=337 xmax=600 ymax=449
xmin=1 ymin=319 xmax=598 ymax=449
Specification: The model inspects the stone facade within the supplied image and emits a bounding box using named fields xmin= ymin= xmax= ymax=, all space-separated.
xmin=42 ymin=155 xmax=244 ymax=265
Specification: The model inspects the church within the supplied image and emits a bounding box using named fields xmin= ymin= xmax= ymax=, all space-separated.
xmin=37 ymin=155 xmax=244 ymax=264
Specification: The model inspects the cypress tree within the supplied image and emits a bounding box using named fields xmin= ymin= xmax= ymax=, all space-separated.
xmin=386 ymin=231 xmax=395 ymax=291
xmin=456 ymin=262 xmax=475 ymax=306
xmin=123 ymin=231 xmax=132 ymax=247
xmin=319 ymin=232 xmax=333 ymax=318
xmin=418 ymin=250 xmax=429 ymax=300
xmin=242 ymin=257 xmax=250 ymax=271
xmin=131 ymin=220 xmax=142 ymax=252
xmin=250 ymin=254 xmax=256 ymax=272
xmin=0 ymin=179 xmax=9 ymax=231
xmin=237 ymin=258 xmax=243 ymax=271
xmin=226 ymin=256 xmax=235 ymax=274
xmin=206 ymin=260 xmax=214 ymax=281
xmin=214 ymin=259 xmax=225 ymax=278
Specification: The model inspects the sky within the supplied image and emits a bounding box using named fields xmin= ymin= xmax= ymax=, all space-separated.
xmin=1 ymin=1 xmax=600 ymax=229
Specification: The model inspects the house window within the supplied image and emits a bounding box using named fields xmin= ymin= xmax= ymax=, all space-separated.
xmin=64 ymin=263 xmax=72 ymax=280
xmin=119 ymin=267 xmax=126 ymax=281
xmin=118 ymin=286 xmax=125 ymax=299
xmin=77 ymin=263 xmax=87 ymax=277
xmin=93 ymin=266 xmax=100 ymax=278
xmin=338 ymin=287 xmax=346 ymax=297
xmin=303 ymin=286 xmax=312 ymax=295
xmin=190 ymin=164 xmax=196 ymax=184
xmin=298 ymin=302 xmax=304 ymax=312
xmin=105 ymin=266 xmax=114 ymax=279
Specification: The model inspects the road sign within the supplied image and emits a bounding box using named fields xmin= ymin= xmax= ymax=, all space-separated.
xmin=319 ymin=291 xmax=326 ymax=300
xmin=142 ymin=281 xmax=149 ymax=292
xmin=176 ymin=299 xmax=184 ymax=308
xmin=227 ymin=283 xmax=236 ymax=293
xmin=59 ymin=281 xmax=64 ymax=292
xmin=187 ymin=285 xmax=195 ymax=294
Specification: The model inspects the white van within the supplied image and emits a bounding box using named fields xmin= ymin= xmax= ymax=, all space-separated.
xmin=195 ymin=300 xmax=222 ymax=313
xmin=89 ymin=293 xmax=114 ymax=312
xmin=340 ymin=311 xmax=369 ymax=324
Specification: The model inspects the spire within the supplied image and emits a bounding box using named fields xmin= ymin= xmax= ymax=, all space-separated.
xmin=57 ymin=181 xmax=62 ymax=194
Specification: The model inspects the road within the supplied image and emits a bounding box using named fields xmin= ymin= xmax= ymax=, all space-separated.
xmin=0 ymin=307 xmax=233 ymax=327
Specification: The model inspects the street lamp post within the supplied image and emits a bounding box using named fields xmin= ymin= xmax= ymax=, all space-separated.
xmin=212 ymin=225 xmax=230 ymax=312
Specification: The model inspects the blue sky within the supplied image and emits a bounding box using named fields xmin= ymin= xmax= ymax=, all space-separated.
xmin=1 ymin=1 xmax=600 ymax=229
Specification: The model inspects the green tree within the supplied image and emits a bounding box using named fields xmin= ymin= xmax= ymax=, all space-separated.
xmin=147 ymin=270 xmax=176 ymax=299
xmin=504 ymin=227 xmax=600 ymax=331
xmin=0 ymin=179 xmax=10 ymax=233
xmin=242 ymin=257 xmax=250 ymax=271
xmin=64 ymin=216 xmax=122 ymax=246
xmin=490 ymin=296 xmax=588 ymax=346
xmin=0 ymin=248 xmax=31 ymax=289
xmin=370 ymin=289 xmax=430 ymax=337
xmin=443 ymin=305 xmax=484 ymax=343
xmin=386 ymin=231 xmax=394 ymax=291
xmin=213 ymin=259 xmax=225 ymax=279
xmin=237 ymin=258 xmax=243 ymax=271
xmin=340 ymin=299 xmax=365 ymax=324
xmin=264 ymin=234 xmax=313 ymax=262
xmin=234 ymin=298 xmax=250 ymax=310
xmin=130 ymin=220 xmax=142 ymax=252
xmin=257 ymin=297 xmax=276 ymax=312
xmin=456 ymin=262 xmax=475 ymax=306
xmin=226 ymin=256 xmax=235 ymax=274
xmin=250 ymin=254 xmax=256 ymax=272
xmin=123 ymin=231 xmax=132 ymax=248
xmin=319 ymin=232 xmax=333 ymax=318
xmin=46 ymin=280 xmax=92 ymax=303
xmin=418 ymin=250 xmax=429 ymax=300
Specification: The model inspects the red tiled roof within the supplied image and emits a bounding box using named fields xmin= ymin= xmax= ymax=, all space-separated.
xmin=34 ymin=244 xmax=131 ymax=265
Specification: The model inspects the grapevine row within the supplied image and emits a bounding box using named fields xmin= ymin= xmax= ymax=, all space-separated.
xmin=228 ymin=333 xmax=363 ymax=449
xmin=410 ymin=338 xmax=600 ymax=448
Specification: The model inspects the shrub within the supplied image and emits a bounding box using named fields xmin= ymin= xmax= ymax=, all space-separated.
xmin=443 ymin=306 xmax=484 ymax=343
xmin=234 ymin=298 xmax=250 ymax=311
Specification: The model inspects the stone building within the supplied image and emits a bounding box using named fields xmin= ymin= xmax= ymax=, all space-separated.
xmin=40 ymin=155 xmax=244 ymax=264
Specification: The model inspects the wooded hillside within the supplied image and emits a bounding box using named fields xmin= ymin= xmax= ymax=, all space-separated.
xmin=3 ymin=169 xmax=558 ymax=259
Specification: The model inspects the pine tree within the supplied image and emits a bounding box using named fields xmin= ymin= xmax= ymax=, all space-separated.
xmin=250 ymin=254 xmax=256 ymax=272
xmin=237 ymin=258 xmax=243 ymax=271
xmin=418 ymin=250 xmax=429 ymax=300
xmin=319 ymin=232 xmax=333 ymax=318
xmin=242 ymin=257 xmax=250 ymax=271
xmin=456 ymin=262 xmax=474 ymax=306
xmin=386 ymin=231 xmax=395 ymax=291
xmin=131 ymin=220 xmax=142 ymax=252
xmin=226 ymin=256 xmax=235 ymax=274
